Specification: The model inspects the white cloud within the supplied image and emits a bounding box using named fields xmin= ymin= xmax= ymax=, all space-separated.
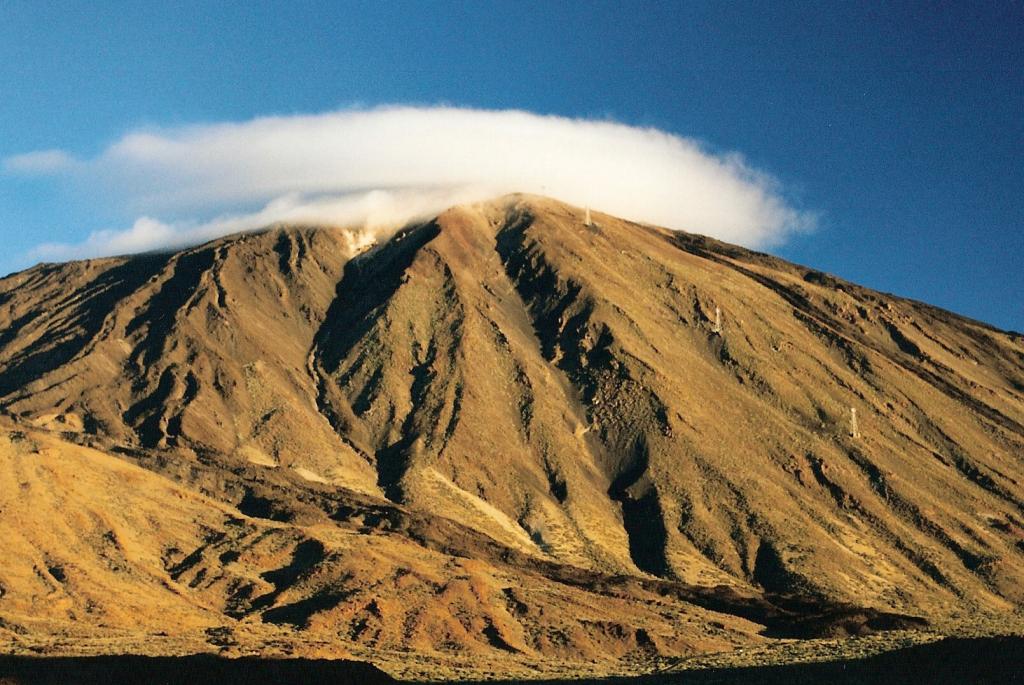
xmin=8 ymin=106 xmax=815 ymax=260
xmin=31 ymin=217 xmax=176 ymax=261
xmin=3 ymin=149 xmax=78 ymax=174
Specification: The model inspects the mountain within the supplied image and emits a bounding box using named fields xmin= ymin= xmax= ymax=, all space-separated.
xmin=1 ymin=195 xmax=1022 ymax=679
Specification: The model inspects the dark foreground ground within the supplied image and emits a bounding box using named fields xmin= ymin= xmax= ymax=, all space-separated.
xmin=485 ymin=636 xmax=1024 ymax=685
xmin=0 ymin=637 xmax=1021 ymax=684
xmin=0 ymin=654 xmax=397 ymax=685
xmin=666 ymin=635 xmax=1024 ymax=684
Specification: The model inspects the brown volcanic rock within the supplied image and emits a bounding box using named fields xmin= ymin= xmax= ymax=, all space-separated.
xmin=1 ymin=195 xmax=1023 ymax=677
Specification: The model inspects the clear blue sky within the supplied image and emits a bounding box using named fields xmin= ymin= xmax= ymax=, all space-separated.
xmin=1 ymin=1 xmax=1021 ymax=331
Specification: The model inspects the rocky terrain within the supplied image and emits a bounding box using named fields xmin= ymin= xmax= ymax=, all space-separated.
xmin=0 ymin=195 xmax=1022 ymax=679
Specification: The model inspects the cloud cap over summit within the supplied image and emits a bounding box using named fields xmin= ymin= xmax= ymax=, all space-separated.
xmin=9 ymin=106 xmax=814 ymax=260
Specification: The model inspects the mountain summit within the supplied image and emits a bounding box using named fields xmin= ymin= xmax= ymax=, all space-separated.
xmin=1 ymin=195 xmax=1022 ymax=678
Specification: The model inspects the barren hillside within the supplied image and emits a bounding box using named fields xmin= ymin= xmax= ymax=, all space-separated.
xmin=1 ymin=195 xmax=1022 ymax=678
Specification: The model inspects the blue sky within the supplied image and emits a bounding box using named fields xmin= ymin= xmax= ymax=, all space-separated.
xmin=1 ymin=1 xmax=1021 ymax=331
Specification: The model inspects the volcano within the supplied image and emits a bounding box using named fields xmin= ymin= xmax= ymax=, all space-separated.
xmin=1 ymin=195 xmax=1022 ymax=679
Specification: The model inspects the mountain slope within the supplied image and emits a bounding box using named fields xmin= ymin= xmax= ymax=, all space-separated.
xmin=1 ymin=195 xmax=1022 ymax=676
